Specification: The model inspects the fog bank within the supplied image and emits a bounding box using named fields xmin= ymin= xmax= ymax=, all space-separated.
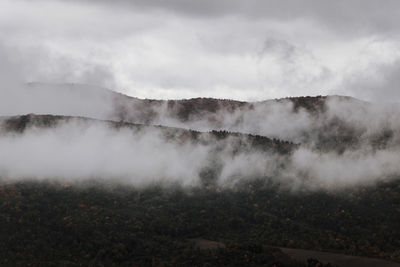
xmin=0 ymin=119 xmax=275 ymax=186
xmin=0 ymin=117 xmax=400 ymax=190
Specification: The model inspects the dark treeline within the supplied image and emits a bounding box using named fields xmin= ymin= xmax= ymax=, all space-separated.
xmin=0 ymin=178 xmax=399 ymax=265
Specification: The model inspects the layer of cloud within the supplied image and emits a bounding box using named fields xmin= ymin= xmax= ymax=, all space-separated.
xmin=1 ymin=0 xmax=400 ymax=101
xmin=1 ymin=116 xmax=400 ymax=190
xmin=67 ymin=0 xmax=400 ymax=36
xmin=0 ymin=120 xmax=275 ymax=186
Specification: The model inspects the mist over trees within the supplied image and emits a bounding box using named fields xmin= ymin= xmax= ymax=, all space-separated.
xmin=2 ymin=0 xmax=400 ymax=265
xmin=0 ymin=85 xmax=400 ymax=266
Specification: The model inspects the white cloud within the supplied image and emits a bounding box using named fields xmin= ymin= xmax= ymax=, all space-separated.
xmin=1 ymin=0 xmax=400 ymax=101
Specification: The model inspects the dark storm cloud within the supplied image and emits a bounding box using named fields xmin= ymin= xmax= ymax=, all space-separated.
xmin=259 ymin=38 xmax=297 ymax=62
xmin=75 ymin=0 xmax=400 ymax=35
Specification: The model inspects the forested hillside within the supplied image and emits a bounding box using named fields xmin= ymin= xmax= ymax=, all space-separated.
xmin=0 ymin=178 xmax=399 ymax=265
xmin=1 ymin=93 xmax=400 ymax=266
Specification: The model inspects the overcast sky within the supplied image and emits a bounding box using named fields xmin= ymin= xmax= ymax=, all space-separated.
xmin=1 ymin=0 xmax=400 ymax=101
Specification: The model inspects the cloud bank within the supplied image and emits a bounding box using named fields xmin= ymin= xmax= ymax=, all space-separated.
xmin=0 ymin=119 xmax=278 ymax=187
xmin=2 ymin=0 xmax=400 ymax=101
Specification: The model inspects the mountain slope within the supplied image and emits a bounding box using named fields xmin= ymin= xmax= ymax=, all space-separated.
xmin=20 ymin=83 xmax=377 ymax=149
xmin=1 ymin=85 xmax=400 ymax=265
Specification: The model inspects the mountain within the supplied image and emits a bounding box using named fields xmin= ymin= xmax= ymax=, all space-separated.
xmin=10 ymin=83 xmax=393 ymax=155
xmin=1 ymin=83 xmax=400 ymax=265
xmin=21 ymin=83 xmax=360 ymax=125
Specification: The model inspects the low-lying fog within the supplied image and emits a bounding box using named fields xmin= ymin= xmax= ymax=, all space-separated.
xmin=1 ymin=83 xmax=400 ymax=190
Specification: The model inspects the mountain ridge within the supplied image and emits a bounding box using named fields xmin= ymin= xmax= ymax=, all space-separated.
xmin=0 ymin=113 xmax=297 ymax=155
xmin=27 ymin=81 xmax=362 ymax=105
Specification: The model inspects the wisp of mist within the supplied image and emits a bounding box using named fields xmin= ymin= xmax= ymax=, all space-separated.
xmin=1 ymin=83 xmax=400 ymax=190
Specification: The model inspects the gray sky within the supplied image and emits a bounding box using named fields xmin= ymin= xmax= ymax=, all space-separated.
xmin=1 ymin=0 xmax=400 ymax=101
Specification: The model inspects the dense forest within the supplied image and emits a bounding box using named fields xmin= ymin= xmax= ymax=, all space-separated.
xmin=0 ymin=178 xmax=399 ymax=265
